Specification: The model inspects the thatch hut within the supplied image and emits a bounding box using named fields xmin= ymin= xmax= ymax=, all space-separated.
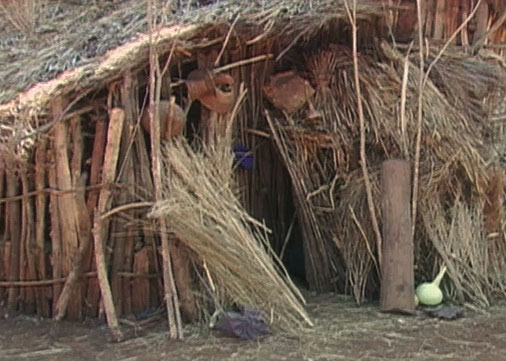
xmin=0 ymin=0 xmax=505 ymax=339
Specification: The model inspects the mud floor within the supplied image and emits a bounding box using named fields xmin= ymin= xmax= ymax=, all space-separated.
xmin=1 ymin=293 xmax=506 ymax=361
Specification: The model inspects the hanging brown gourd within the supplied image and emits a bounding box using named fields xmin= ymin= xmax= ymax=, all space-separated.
xmin=141 ymin=96 xmax=186 ymax=139
xmin=186 ymin=69 xmax=235 ymax=114
xmin=263 ymin=71 xmax=315 ymax=114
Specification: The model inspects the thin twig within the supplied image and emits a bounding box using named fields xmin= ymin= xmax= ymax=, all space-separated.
xmin=400 ymin=41 xmax=413 ymax=159
xmin=0 ymin=183 xmax=124 ymax=205
xmin=216 ymin=54 xmax=273 ymax=73
xmin=471 ymin=7 xmax=506 ymax=53
xmin=412 ymin=0 xmax=425 ymax=239
xmin=412 ymin=0 xmax=483 ymax=238
xmin=422 ymin=0 xmax=483 ymax=88
xmin=245 ymin=128 xmax=271 ymax=138
xmin=147 ymin=0 xmax=183 ymax=340
xmin=344 ymin=0 xmax=383 ymax=270
xmin=0 ymin=272 xmax=97 ymax=287
xmin=20 ymin=90 xmax=92 ymax=139
xmin=349 ymin=206 xmax=380 ymax=276
xmin=279 ymin=213 xmax=296 ymax=260
xmin=100 ymin=202 xmax=154 ymax=220
xmin=0 ymin=271 xmax=160 ymax=287
xmin=170 ymin=54 xmax=273 ymax=89
xmin=115 ymin=272 xmax=160 ymax=278
xmin=214 ymin=13 xmax=240 ymax=67
xmin=160 ymin=41 xmax=178 ymax=79
xmin=275 ymin=28 xmax=311 ymax=62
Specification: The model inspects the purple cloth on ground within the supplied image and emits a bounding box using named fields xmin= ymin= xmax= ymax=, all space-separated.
xmin=214 ymin=308 xmax=271 ymax=340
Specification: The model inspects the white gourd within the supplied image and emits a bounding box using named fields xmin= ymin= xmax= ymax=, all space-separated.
xmin=415 ymin=265 xmax=447 ymax=306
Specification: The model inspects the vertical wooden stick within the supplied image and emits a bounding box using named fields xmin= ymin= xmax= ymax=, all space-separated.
xmin=85 ymin=118 xmax=108 ymax=317
xmin=379 ymin=160 xmax=415 ymax=314
xmin=18 ymin=168 xmax=28 ymax=310
xmin=147 ymin=0 xmax=182 ymax=339
xmin=170 ymin=240 xmax=198 ymax=321
xmin=34 ymin=137 xmax=50 ymax=317
xmin=6 ymin=162 xmax=21 ymax=314
xmin=115 ymin=73 xmax=141 ymax=317
xmin=0 ymin=157 xmax=5 ymax=302
xmin=20 ymin=168 xmax=36 ymax=313
xmin=133 ymin=247 xmax=151 ymax=314
xmin=344 ymin=0 xmax=383 ymax=269
xmin=52 ymin=100 xmax=82 ymax=320
xmin=93 ymin=107 xmax=125 ymax=342
xmin=432 ymin=0 xmax=445 ymax=39
xmin=54 ymin=172 xmax=91 ymax=321
xmin=110 ymin=73 xmax=136 ymax=317
xmin=48 ymin=150 xmax=62 ymax=316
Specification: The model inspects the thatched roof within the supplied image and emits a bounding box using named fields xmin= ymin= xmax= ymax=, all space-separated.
xmin=0 ymin=0 xmax=504 ymax=158
xmin=0 ymin=0 xmax=392 ymax=109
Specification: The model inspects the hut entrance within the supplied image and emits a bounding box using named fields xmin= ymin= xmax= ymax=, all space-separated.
xmin=279 ymin=219 xmax=307 ymax=289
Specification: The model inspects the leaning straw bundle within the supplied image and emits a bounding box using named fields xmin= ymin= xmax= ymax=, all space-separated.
xmin=421 ymin=197 xmax=506 ymax=308
xmin=148 ymin=137 xmax=312 ymax=331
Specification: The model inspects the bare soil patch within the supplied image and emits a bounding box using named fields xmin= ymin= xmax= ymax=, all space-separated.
xmin=1 ymin=293 xmax=505 ymax=361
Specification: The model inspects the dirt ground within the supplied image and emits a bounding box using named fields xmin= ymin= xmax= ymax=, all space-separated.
xmin=1 ymin=293 xmax=506 ymax=361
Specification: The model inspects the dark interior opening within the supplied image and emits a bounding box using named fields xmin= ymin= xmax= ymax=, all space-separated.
xmin=280 ymin=219 xmax=308 ymax=289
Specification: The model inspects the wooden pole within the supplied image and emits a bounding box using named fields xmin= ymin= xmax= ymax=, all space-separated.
xmin=52 ymin=100 xmax=83 ymax=320
xmin=54 ymin=170 xmax=91 ymax=321
xmin=109 ymin=72 xmax=141 ymax=318
xmin=92 ymin=107 xmax=125 ymax=342
xmin=20 ymin=168 xmax=37 ymax=314
xmin=6 ymin=161 xmax=21 ymax=314
xmin=34 ymin=138 xmax=51 ymax=317
xmin=0 ymin=157 xmax=5 ymax=302
xmin=85 ymin=117 xmax=108 ymax=318
xmin=48 ymin=149 xmax=63 ymax=316
xmin=379 ymin=159 xmax=415 ymax=314
xmin=148 ymin=0 xmax=183 ymax=339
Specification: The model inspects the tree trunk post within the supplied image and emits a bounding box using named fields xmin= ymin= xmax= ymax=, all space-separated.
xmin=379 ymin=159 xmax=415 ymax=314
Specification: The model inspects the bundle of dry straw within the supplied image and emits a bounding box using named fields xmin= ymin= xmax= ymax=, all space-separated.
xmin=421 ymin=198 xmax=504 ymax=308
xmin=268 ymin=42 xmax=506 ymax=305
xmin=148 ymin=137 xmax=312 ymax=331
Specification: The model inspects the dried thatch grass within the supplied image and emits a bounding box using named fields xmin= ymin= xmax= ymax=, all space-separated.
xmin=0 ymin=0 xmax=394 ymax=107
xmin=267 ymin=113 xmax=343 ymax=293
xmin=0 ymin=0 xmax=43 ymax=36
xmin=333 ymin=169 xmax=380 ymax=304
xmin=148 ymin=137 xmax=311 ymax=331
xmin=421 ymin=197 xmax=506 ymax=308
xmin=268 ymin=42 xmax=506 ymax=304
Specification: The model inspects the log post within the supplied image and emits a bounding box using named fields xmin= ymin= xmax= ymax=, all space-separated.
xmin=108 ymin=72 xmax=141 ymax=318
xmin=54 ymin=171 xmax=91 ymax=321
xmin=0 ymin=157 xmax=5 ymax=302
xmin=48 ymin=150 xmax=63 ymax=316
xmin=20 ymin=168 xmax=36 ymax=314
xmin=379 ymin=159 xmax=415 ymax=314
xmin=84 ymin=117 xmax=108 ymax=318
xmin=52 ymin=100 xmax=83 ymax=320
xmin=6 ymin=161 xmax=21 ymax=314
xmin=34 ymin=138 xmax=51 ymax=317
xmin=148 ymin=34 xmax=183 ymax=339
xmin=92 ymin=107 xmax=125 ymax=342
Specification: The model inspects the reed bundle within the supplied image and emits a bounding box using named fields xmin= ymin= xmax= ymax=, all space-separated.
xmin=148 ymin=137 xmax=312 ymax=331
